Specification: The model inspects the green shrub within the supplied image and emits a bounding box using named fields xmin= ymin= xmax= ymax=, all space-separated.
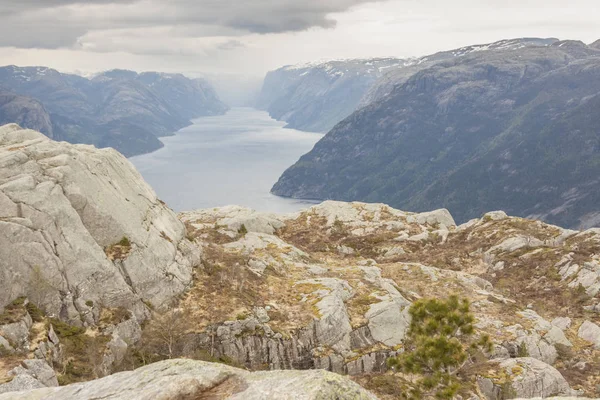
xmin=26 ymin=302 xmax=45 ymax=323
xmin=517 ymin=343 xmax=529 ymax=358
xmin=238 ymin=224 xmax=248 ymax=236
xmin=387 ymin=295 xmax=491 ymax=399
xmin=85 ymin=300 xmax=94 ymax=308
xmin=118 ymin=237 xmax=131 ymax=247
xmin=49 ymin=319 xmax=86 ymax=338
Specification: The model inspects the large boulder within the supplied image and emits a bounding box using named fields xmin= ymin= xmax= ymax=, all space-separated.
xmin=578 ymin=320 xmax=600 ymax=349
xmin=0 ymin=124 xmax=200 ymax=324
xmin=478 ymin=357 xmax=575 ymax=399
xmin=0 ymin=359 xmax=378 ymax=399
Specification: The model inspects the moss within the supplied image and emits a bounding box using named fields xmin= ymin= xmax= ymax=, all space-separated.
xmin=49 ymin=319 xmax=86 ymax=338
xmin=105 ymin=237 xmax=132 ymax=260
xmin=0 ymin=297 xmax=28 ymax=325
xmin=26 ymin=302 xmax=45 ymax=323
xmin=235 ymin=312 xmax=248 ymax=320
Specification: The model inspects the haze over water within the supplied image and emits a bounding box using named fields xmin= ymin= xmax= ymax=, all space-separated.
xmin=130 ymin=108 xmax=324 ymax=213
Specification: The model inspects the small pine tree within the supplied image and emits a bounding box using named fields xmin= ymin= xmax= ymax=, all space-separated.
xmin=238 ymin=224 xmax=248 ymax=236
xmin=388 ymin=295 xmax=492 ymax=399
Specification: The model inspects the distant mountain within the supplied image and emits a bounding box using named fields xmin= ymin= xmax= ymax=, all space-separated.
xmin=257 ymin=38 xmax=558 ymax=133
xmin=0 ymin=66 xmax=228 ymax=156
xmin=272 ymin=38 xmax=600 ymax=229
xmin=0 ymin=91 xmax=53 ymax=137
xmin=257 ymin=58 xmax=410 ymax=132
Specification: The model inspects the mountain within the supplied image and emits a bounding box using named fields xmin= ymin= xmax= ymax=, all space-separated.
xmin=257 ymin=58 xmax=410 ymax=132
xmin=0 ymin=66 xmax=228 ymax=156
xmin=0 ymin=91 xmax=53 ymax=137
xmin=257 ymin=38 xmax=558 ymax=133
xmin=2 ymin=125 xmax=600 ymax=398
xmin=272 ymin=38 xmax=600 ymax=229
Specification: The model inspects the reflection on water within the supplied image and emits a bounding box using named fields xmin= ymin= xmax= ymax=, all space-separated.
xmin=130 ymin=107 xmax=323 ymax=213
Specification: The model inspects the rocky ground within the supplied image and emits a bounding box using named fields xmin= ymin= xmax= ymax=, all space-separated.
xmin=1 ymin=125 xmax=600 ymax=399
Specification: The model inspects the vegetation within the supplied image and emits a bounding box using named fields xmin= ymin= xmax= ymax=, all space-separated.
xmin=105 ymin=237 xmax=132 ymax=260
xmin=238 ymin=224 xmax=248 ymax=237
xmin=0 ymin=297 xmax=28 ymax=325
xmin=387 ymin=296 xmax=491 ymax=399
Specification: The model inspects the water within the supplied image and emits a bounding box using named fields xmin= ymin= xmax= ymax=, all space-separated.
xmin=130 ymin=108 xmax=324 ymax=213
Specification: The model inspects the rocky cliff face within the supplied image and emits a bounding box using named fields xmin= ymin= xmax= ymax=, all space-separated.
xmin=272 ymin=39 xmax=600 ymax=230
xmin=2 ymin=127 xmax=600 ymax=399
xmin=0 ymin=124 xmax=200 ymax=324
xmin=0 ymin=66 xmax=228 ymax=156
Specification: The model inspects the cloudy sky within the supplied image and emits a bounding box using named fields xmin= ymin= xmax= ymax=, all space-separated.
xmin=0 ymin=0 xmax=598 ymax=78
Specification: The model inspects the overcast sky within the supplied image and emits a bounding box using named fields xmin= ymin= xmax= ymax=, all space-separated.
xmin=0 ymin=0 xmax=598 ymax=78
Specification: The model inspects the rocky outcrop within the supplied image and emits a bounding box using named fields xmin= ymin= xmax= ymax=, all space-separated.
xmin=181 ymin=201 xmax=600 ymax=397
xmin=0 ymin=359 xmax=377 ymax=399
xmin=0 ymin=359 xmax=58 ymax=395
xmin=3 ymin=128 xmax=600 ymax=398
xmin=478 ymin=358 xmax=576 ymax=399
xmin=0 ymin=124 xmax=200 ymax=324
xmin=578 ymin=320 xmax=600 ymax=349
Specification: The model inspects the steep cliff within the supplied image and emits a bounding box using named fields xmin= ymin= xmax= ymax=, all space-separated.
xmin=272 ymin=39 xmax=600 ymax=229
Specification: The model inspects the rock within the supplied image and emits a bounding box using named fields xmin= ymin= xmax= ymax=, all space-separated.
xmin=337 ymin=245 xmax=356 ymax=256
xmin=101 ymin=334 xmax=128 ymax=376
xmin=0 ymin=125 xmax=200 ymax=322
xmin=551 ymin=317 xmax=572 ymax=331
xmin=578 ymin=320 xmax=600 ymax=348
xmin=0 ymin=312 xmax=32 ymax=350
xmin=483 ymin=211 xmax=508 ymax=221
xmin=0 ymin=359 xmax=378 ymax=399
xmin=567 ymin=260 xmax=600 ymax=296
xmin=0 ymin=375 xmax=46 ymax=395
xmin=365 ymin=301 xmax=411 ymax=346
xmin=478 ymin=358 xmax=574 ymax=399
xmin=382 ymin=246 xmax=405 ymax=259
xmin=180 ymin=206 xmax=287 ymax=235
xmin=297 ymin=278 xmax=353 ymax=354
xmin=0 ymin=335 xmax=14 ymax=353
xmin=407 ymin=209 xmax=456 ymax=228
xmin=487 ymin=235 xmax=545 ymax=254
xmin=12 ymin=360 xmax=58 ymax=387
xmin=407 ymin=231 xmax=430 ymax=242
xmin=254 ymin=307 xmax=270 ymax=324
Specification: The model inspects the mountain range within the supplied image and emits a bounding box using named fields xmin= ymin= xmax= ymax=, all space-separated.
xmin=257 ymin=38 xmax=558 ymax=133
xmin=272 ymin=38 xmax=600 ymax=229
xmin=0 ymin=66 xmax=228 ymax=156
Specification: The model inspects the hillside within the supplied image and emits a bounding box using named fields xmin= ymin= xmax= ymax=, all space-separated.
xmin=272 ymin=39 xmax=600 ymax=229
xmin=257 ymin=58 xmax=409 ymax=133
xmin=2 ymin=125 xmax=600 ymax=399
xmin=0 ymin=66 xmax=228 ymax=156
xmin=258 ymin=38 xmax=557 ymax=133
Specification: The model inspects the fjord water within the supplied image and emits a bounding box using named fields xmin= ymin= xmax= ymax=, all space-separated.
xmin=130 ymin=108 xmax=323 ymax=213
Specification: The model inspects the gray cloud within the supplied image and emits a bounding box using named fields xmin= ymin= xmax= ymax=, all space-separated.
xmin=0 ymin=0 xmax=380 ymax=49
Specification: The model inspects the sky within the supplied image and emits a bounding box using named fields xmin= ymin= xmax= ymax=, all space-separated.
xmin=0 ymin=0 xmax=599 ymax=79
